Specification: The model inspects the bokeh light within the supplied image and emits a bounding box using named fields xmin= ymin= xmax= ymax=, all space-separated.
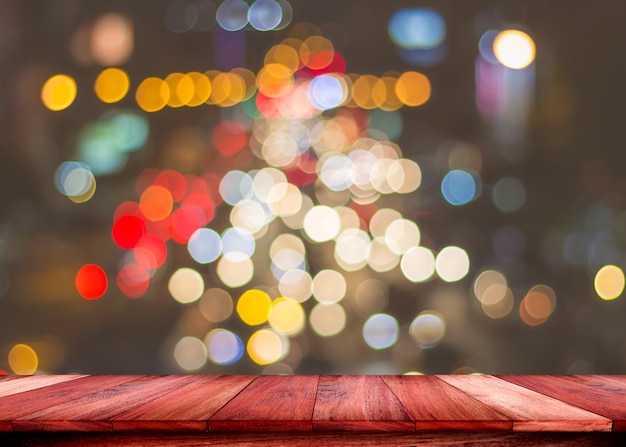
xmin=303 ymin=205 xmax=341 ymax=242
xmin=395 ymin=71 xmax=431 ymax=106
xmin=91 ymin=13 xmax=134 ymax=66
xmin=248 ymin=0 xmax=283 ymax=31
xmin=441 ymin=170 xmax=478 ymax=206
xmin=388 ymin=8 xmax=446 ymax=49
xmin=310 ymin=303 xmax=346 ymax=337
xmin=401 ymin=246 xmax=435 ymax=282
xmin=435 ymin=246 xmax=470 ymax=282
xmin=41 ymin=74 xmax=77 ymax=111
xmin=409 ymin=311 xmax=446 ymax=348
xmin=247 ymin=328 xmax=286 ymax=365
xmin=205 ymin=329 xmax=243 ymax=365
xmin=492 ymin=177 xmax=526 ymax=213
xmin=174 ymin=336 xmax=207 ymax=371
xmin=312 ymin=269 xmax=346 ymax=304
xmin=8 ymin=344 xmax=38 ymax=375
xmin=169 ymin=267 xmax=204 ymax=304
xmin=188 ymin=228 xmax=222 ymax=264
xmin=493 ymin=29 xmax=536 ymax=69
xmin=75 ymin=264 xmax=108 ymax=300
xmin=216 ymin=0 xmax=249 ymax=31
xmin=594 ymin=265 xmax=625 ymax=300
xmin=136 ymin=77 xmax=170 ymax=112
xmin=95 ymin=68 xmax=130 ymax=103
xmin=363 ymin=313 xmax=399 ymax=350
xmin=112 ymin=215 xmax=146 ymax=249
xmin=199 ymin=288 xmax=234 ymax=323
xmin=237 ymin=289 xmax=272 ymax=325
xmin=269 ymin=297 xmax=305 ymax=335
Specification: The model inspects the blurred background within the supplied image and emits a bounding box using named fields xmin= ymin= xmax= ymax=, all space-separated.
xmin=1 ymin=0 xmax=626 ymax=375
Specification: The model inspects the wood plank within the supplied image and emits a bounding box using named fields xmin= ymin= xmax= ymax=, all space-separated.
xmin=438 ymin=375 xmax=611 ymax=432
xmin=0 ymin=376 xmax=136 ymax=424
xmin=209 ymin=375 xmax=317 ymax=432
xmin=13 ymin=375 xmax=199 ymax=432
xmin=501 ymin=375 xmax=626 ymax=430
xmin=312 ymin=375 xmax=413 ymax=432
xmin=0 ymin=375 xmax=86 ymax=399
xmin=382 ymin=375 xmax=512 ymax=431
xmin=113 ymin=375 xmax=256 ymax=432
xmin=3 ymin=431 xmax=625 ymax=447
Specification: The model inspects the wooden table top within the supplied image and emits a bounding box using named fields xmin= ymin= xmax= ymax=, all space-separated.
xmin=1 ymin=374 xmax=626 ymax=445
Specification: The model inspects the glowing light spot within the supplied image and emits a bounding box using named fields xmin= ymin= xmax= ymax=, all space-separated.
xmin=388 ymin=159 xmax=421 ymax=193
xmin=205 ymin=329 xmax=243 ymax=365
xmin=170 ymin=205 xmax=206 ymax=244
xmin=520 ymin=285 xmax=557 ymax=326
xmin=139 ymin=185 xmax=173 ymax=221
xmin=492 ymin=177 xmax=525 ymax=213
xmin=401 ymin=246 xmax=435 ymax=282
xmin=221 ymin=227 xmax=255 ymax=261
xmin=247 ymin=328 xmax=285 ymax=365
xmin=308 ymin=74 xmax=347 ymax=110
xmin=165 ymin=72 xmax=195 ymax=107
xmin=435 ymin=246 xmax=470 ymax=282
xmin=368 ymin=237 xmax=400 ymax=272
xmin=217 ymin=256 xmax=253 ymax=288
xmin=310 ymin=303 xmax=346 ymax=337
xmin=395 ymin=71 xmax=431 ymax=107
xmin=112 ymin=215 xmax=146 ymax=249
xmin=370 ymin=208 xmax=402 ymax=238
xmin=136 ymin=77 xmax=169 ymax=112
xmin=186 ymin=72 xmax=212 ymax=106
xmin=473 ymin=270 xmax=508 ymax=305
xmin=216 ymin=0 xmax=249 ymax=31
xmin=75 ymin=264 xmax=108 ymax=300
xmin=256 ymin=63 xmax=294 ymax=98
xmin=410 ymin=311 xmax=445 ymax=348
xmin=319 ymin=154 xmax=353 ymax=191
xmin=199 ymin=288 xmax=233 ymax=323
xmin=169 ymin=268 xmax=204 ymax=304
xmin=363 ymin=314 xmax=399 ymax=350
xmin=312 ymin=269 xmax=346 ymax=304
xmin=41 ymin=74 xmax=77 ymax=111
xmin=174 ymin=336 xmax=207 ymax=371
xmin=493 ymin=29 xmax=536 ymax=69
xmin=248 ymin=0 xmax=282 ymax=31
xmin=117 ymin=263 xmax=150 ymax=298
xmin=213 ymin=120 xmax=248 ymax=154
xmin=188 ymin=228 xmax=222 ymax=264
xmin=269 ymin=297 xmax=305 ymax=335
xmin=385 ymin=218 xmax=420 ymax=255
xmin=91 ymin=13 xmax=134 ymax=66
xmin=441 ymin=170 xmax=477 ymax=206
xmin=388 ymin=8 xmax=446 ymax=49
xmin=237 ymin=289 xmax=272 ymax=325
xmin=220 ymin=170 xmax=253 ymax=205
xmin=334 ymin=229 xmax=370 ymax=271
xmin=54 ymin=161 xmax=96 ymax=203
xmin=303 ymin=205 xmax=341 ymax=242
xmin=594 ymin=265 xmax=625 ymax=300
xmin=8 ymin=344 xmax=38 ymax=375
xmin=95 ymin=68 xmax=130 ymax=103
xmin=278 ymin=269 xmax=313 ymax=303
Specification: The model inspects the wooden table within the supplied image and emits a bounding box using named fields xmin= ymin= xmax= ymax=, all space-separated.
xmin=1 ymin=374 xmax=626 ymax=446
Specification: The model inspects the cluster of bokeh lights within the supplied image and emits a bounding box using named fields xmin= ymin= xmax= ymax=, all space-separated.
xmin=22 ymin=6 xmax=621 ymax=376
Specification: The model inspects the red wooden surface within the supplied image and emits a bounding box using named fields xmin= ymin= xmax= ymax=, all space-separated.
xmin=438 ymin=375 xmax=611 ymax=432
xmin=501 ymin=375 xmax=626 ymax=431
xmin=312 ymin=375 xmax=413 ymax=432
xmin=209 ymin=375 xmax=317 ymax=432
xmin=0 ymin=374 xmax=625 ymax=439
xmin=113 ymin=375 xmax=255 ymax=432
xmin=382 ymin=375 xmax=512 ymax=431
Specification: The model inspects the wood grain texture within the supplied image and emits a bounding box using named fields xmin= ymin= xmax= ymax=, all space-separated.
xmin=209 ymin=375 xmax=317 ymax=432
xmin=0 ymin=375 xmax=135 ymax=421
xmin=312 ymin=375 xmax=413 ymax=432
xmin=12 ymin=375 xmax=199 ymax=432
xmin=501 ymin=375 xmax=626 ymax=430
xmin=2 ymin=432 xmax=626 ymax=447
xmin=438 ymin=375 xmax=611 ymax=432
xmin=382 ymin=375 xmax=512 ymax=431
xmin=113 ymin=375 xmax=256 ymax=432
xmin=0 ymin=375 xmax=85 ymax=399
